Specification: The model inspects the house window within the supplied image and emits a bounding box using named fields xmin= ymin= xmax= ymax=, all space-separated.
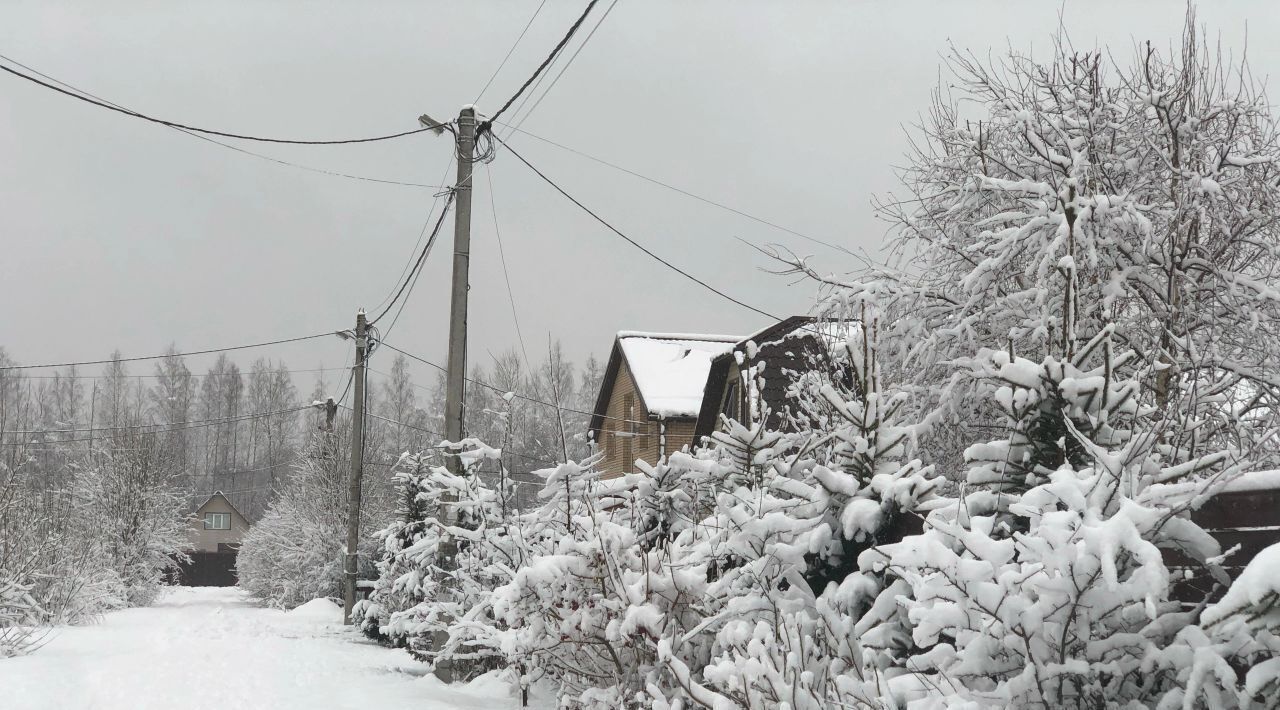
xmin=622 ymin=394 xmax=634 ymax=472
xmin=204 ymin=513 xmax=230 ymax=530
xmin=720 ymin=380 xmax=740 ymax=422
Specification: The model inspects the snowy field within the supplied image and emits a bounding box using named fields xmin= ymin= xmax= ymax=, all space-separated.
xmin=0 ymin=587 xmax=536 ymax=710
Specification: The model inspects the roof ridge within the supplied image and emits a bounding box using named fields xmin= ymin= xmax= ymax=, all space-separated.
xmin=616 ymin=330 xmax=742 ymax=342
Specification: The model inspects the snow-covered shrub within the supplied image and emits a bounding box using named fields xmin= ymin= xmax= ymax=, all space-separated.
xmin=238 ymin=432 xmax=391 ymax=610
xmin=79 ymin=439 xmax=189 ymax=607
xmin=644 ymin=311 xmax=942 ymax=710
xmin=0 ymin=574 xmax=44 ymax=657
xmin=493 ymin=452 xmax=715 ymax=708
xmin=1 ymin=438 xmax=187 ymax=655
xmin=1151 ymin=542 xmax=1280 ymax=708
xmin=859 ymin=341 xmax=1235 ymax=707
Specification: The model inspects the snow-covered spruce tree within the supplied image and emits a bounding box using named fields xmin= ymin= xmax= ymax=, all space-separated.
xmin=639 ymin=310 xmax=940 ymax=710
xmin=356 ymin=440 xmax=518 ymax=677
xmin=492 ymin=451 xmax=716 ymax=708
xmin=857 ymin=331 xmax=1237 ymax=707
xmin=355 ymin=452 xmax=436 ymax=646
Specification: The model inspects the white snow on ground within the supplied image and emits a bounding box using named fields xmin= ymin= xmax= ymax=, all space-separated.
xmin=0 ymin=586 xmax=541 ymax=710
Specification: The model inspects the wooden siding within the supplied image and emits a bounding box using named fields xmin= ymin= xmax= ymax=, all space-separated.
xmin=598 ymin=359 xmax=698 ymax=479
xmin=188 ymin=494 xmax=250 ymax=553
xmin=1169 ymin=486 xmax=1280 ymax=603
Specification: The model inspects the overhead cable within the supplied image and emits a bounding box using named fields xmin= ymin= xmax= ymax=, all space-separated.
xmin=0 ymin=52 xmax=445 ymax=188
xmin=18 ymin=366 xmax=347 ymax=381
xmin=370 ymin=155 xmax=458 ymax=315
xmin=478 ymin=0 xmax=600 ymax=134
xmin=495 ymin=122 xmax=857 ymax=258
xmin=0 ymin=333 xmax=336 ymax=372
xmin=3 ymin=404 xmax=312 ymax=446
xmin=0 ymin=59 xmax=449 ymax=145
xmin=474 ymin=0 xmax=550 ymax=104
xmin=508 ymin=0 xmax=621 ymax=133
xmin=374 ymin=343 xmax=647 ymax=428
xmin=494 ymin=137 xmax=779 ymax=320
xmin=369 ymin=189 xmax=457 ymax=327
xmin=483 ymin=162 xmax=532 ymax=370
xmin=338 ymin=404 xmax=556 ymax=467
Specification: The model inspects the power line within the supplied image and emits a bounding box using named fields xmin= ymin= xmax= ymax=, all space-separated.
xmin=0 ymin=52 xmax=444 ymax=189
xmin=474 ymin=0 xmax=550 ymax=105
xmin=0 ymin=333 xmax=336 ymax=372
xmin=495 ymin=122 xmax=857 ymax=259
xmin=338 ymin=404 xmax=556 ymax=467
xmin=370 ymin=190 xmax=457 ymax=328
xmin=494 ymin=137 xmax=778 ymax=320
xmin=483 ymin=162 xmax=532 ymax=370
xmin=508 ymin=0 xmax=621 ymax=133
xmin=5 ymin=403 xmax=312 ymax=436
xmin=370 ymin=155 xmax=458 ymax=315
xmin=478 ymin=0 xmax=600 ymax=134
xmin=0 ymin=58 xmax=450 ymax=145
xmin=3 ymin=404 xmax=311 ymax=446
xmin=373 ymin=343 xmax=646 ymax=428
xmin=16 ymin=366 xmax=347 ymax=381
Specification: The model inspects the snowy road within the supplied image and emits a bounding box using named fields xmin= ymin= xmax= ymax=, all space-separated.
xmin=0 ymin=587 xmax=529 ymax=710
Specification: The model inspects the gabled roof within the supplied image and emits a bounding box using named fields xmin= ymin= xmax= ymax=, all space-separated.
xmin=191 ymin=490 xmax=247 ymax=521
xmin=694 ymin=315 xmax=855 ymax=438
xmin=590 ymin=331 xmax=741 ymax=435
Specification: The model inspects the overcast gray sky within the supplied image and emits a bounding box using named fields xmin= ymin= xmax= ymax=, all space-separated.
xmin=2 ymin=0 xmax=1277 ymax=391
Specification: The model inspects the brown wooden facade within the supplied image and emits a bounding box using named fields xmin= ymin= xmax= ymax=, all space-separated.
xmin=590 ymin=334 xmax=732 ymax=478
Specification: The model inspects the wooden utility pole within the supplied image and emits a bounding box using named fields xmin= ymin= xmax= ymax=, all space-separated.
xmin=443 ymin=105 xmax=476 ymax=470
xmin=342 ymin=309 xmax=368 ymax=625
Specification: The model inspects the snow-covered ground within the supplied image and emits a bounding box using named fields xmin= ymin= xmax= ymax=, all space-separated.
xmin=0 ymin=586 xmax=536 ymax=710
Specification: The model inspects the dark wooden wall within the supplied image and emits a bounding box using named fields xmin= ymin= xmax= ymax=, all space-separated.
xmin=173 ymin=551 xmax=239 ymax=587
xmin=1170 ymin=485 xmax=1280 ymax=603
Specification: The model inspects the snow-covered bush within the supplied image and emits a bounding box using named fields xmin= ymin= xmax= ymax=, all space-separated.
xmin=1151 ymin=542 xmax=1280 ymax=708
xmin=357 ymin=440 xmax=519 ymax=677
xmin=643 ymin=311 xmax=942 ymax=710
xmin=493 ymin=452 xmax=711 ymax=708
xmin=238 ymin=431 xmax=393 ymax=610
xmin=860 ymin=341 xmax=1233 ymax=707
xmin=80 ymin=438 xmax=189 ymax=607
xmin=0 ymin=437 xmax=187 ymax=655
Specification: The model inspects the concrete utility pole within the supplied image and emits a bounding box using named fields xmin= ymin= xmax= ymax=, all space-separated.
xmin=342 ymin=309 xmax=368 ymax=625
xmin=443 ymin=105 xmax=476 ymax=472
xmin=429 ymin=104 xmax=477 ymax=682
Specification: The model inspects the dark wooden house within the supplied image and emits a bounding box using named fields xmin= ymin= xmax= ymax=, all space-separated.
xmin=694 ymin=316 xmax=841 ymax=440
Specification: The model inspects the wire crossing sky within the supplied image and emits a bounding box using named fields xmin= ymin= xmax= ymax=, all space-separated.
xmin=2 ymin=1 xmax=1278 ymax=383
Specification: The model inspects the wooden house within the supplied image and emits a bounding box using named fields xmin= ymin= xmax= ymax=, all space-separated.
xmin=694 ymin=316 xmax=846 ymax=440
xmin=589 ymin=331 xmax=740 ymax=478
xmin=175 ymin=491 xmax=250 ymax=587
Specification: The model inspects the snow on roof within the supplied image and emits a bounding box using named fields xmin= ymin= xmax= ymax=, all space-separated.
xmin=616 ymin=331 xmax=740 ymax=342
xmin=735 ymin=317 xmax=861 ymax=354
xmin=618 ymin=333 xmax=740 ymax=418
xmin=1219 ymin=469 xmax=1280 ymax=494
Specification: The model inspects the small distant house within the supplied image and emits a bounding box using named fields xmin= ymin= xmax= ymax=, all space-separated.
xmin=189 ymin=491 xmax=250 ymax=553
xmin=695 ymin=316 xmax=845 ymax=440
xmin=176 ymin=491 xmax=250 ymax=586
xmin=589 ymin=332 xmax=741 ymax=478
